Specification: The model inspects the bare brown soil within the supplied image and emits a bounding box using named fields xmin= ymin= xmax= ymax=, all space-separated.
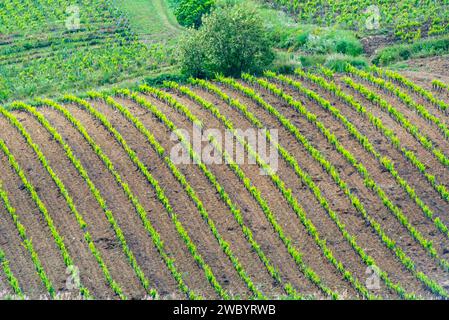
xmin=398 ymin=56 xmax=449 ymax=80
xmin=1 ymin=70 xmax=449 ymax=299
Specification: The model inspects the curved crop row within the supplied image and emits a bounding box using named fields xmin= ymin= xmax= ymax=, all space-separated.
xmin=371 ymin=66 xmax=449 ymax=112
xmin=90 ymin=90 xmax=265 ymax=300
xmin=42 ymin=98 xmax=199 ymax=300
xmin=164 ymin=81 xmax=377 ymax=300
xmin=243 ymin=73 xmax=449 ymax=297
xmin=295 ymin=68 xmax=449 ymax=238
xmin=63 ymin=95 xmax=226 ymax=299
xmin=266 ymin=71 xmax=449 ymax=274
xmin=0 ymin=246 xmax=23 ymax=298
xmin=193 ymin=78 xmax=407 ymax=298
xmin=0 ymin=107 xmax=92 ymax=299
xmin=346 ymin=65 xmax=449 ymax=141
xmin=132 ymin=85 xmax=303 ymax=300
xmin=139 ymin=83 xmax=335 ymax=299
xmin=17 ymin=103 xmax=131 ymax=299
xmin=0 ymin=180 xmax=52 ymax=298
xmin=221 ymin=75 xmax=440 ymax=297
xmin=207 ymin=77 xmax=413 ymax=299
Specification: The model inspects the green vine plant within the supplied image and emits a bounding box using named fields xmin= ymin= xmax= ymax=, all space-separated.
xmin=0 ymin=246 xmax=24 ymax=299
xmin=63 ymin=95 xmax=227 ymax=299
xmin=242 ymin=73 xmax=449 ymax=298
xmin=432 ymin=80 xmax=449 ymax=94
xmin=126 ymin=86 xmax=304 ymax=300
xmin=197 ymin=77 xmax=414 ymax=299
xmin=0 ymin=107 xmax=93 ymax=299
xmin=41 ymin=98 xmax=199 ymax=300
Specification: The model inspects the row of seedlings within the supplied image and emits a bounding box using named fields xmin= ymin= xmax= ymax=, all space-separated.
xmin=198 ymin=77 xmax=413 ymax=299
xmin=163 ymin=81 xmax=377 ymax=299
xmin=295 ymin=68 xmax=449 ymax=238
xmin=242 ymin=74 xmax=448 ymax=297
xmin=128 ymin=86 xmax=305 ymax=299
xmin=41 ymin=98 xmax=200 ymax=300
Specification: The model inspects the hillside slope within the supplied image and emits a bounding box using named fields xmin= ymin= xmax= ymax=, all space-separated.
xmin=1 ymin=67 xmax=449 ymax=299
xmin=116 ymin=0 xmax=182 ymax=43
xmin=269 ymin=0 xmax=449 ymax=41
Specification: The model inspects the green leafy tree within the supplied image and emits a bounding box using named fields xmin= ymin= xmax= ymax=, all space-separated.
xmin=179 ymin=2 xmax=275 ymax=78
xmin=175 ymin=0 xmax=214 ymax=28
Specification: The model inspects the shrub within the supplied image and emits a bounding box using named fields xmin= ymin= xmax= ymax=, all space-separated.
xmin=277 ymin=26 xmax=363 ymax=56
xmin=144 ymin=72 xmax=189 ymax=87
xmin=305 ymin=29 xmax=363 ymax=56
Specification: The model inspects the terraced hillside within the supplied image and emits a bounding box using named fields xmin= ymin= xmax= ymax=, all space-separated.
xmin=0 ymin=0 xmax=179 ymax=102
xmin=1 ymin=66 xmax=449 ymax=300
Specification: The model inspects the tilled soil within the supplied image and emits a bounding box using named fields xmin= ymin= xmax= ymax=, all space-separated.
xmin=263 ymin=79 xmax=449 ymax=289
xmin=128 ymin=93 xmax=325 ymax=298
xmin=213 ymin=83 xmax=425 ymax=298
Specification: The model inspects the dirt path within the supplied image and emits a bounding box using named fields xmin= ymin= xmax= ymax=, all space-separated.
xmin=153 ymin=0 xmax=183 ymax=33
xmin=117 ymin=0 xmax=183 ymax=43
